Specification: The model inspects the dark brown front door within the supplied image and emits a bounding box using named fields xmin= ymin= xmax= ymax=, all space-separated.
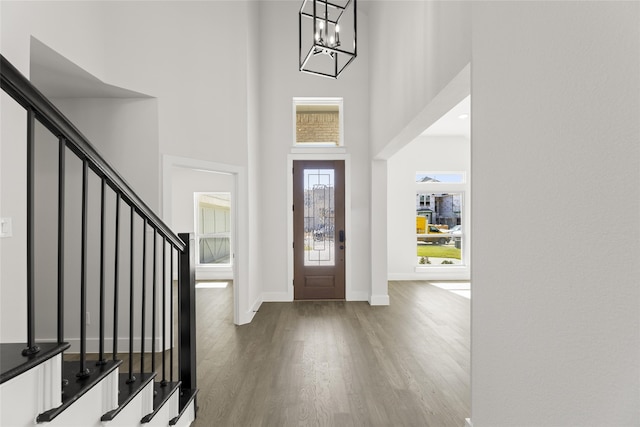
xmin=293 ymin=160 xmax=345 ymax=299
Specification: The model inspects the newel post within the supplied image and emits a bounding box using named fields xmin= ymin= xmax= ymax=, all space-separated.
xmin=178 ymin=233 xmax=197 ymax=392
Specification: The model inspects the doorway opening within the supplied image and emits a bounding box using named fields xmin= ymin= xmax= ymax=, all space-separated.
xmin=162 ymin=155 xmax=243 ymax=325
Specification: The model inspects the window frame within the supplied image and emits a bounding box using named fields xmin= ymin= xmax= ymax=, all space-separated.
xmin=194 ymin=192 xmax=233 ymax=267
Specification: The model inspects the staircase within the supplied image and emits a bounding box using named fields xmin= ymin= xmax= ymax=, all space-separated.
xmin=0 ymin=55 xmax=198 ymax=426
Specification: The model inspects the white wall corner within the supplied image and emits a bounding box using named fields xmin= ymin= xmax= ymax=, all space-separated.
xmin=346 ymin=291 xmax=369 ymax=301
xmin=370 ymin=159 xmax=389 ymax=306
xmin=369 ymin=294 xmax=390 ymax=306
xmin=251 ymin=295 xmax=263 ymax=313
xmin=465 ymin=418 xmax=472 ymax=427
xmin=238 ymin=295 xmax=263 ymax=325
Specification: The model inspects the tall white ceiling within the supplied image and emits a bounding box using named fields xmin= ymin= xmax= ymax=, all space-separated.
xmin=421 ymin=95 xmax=470 ymax=139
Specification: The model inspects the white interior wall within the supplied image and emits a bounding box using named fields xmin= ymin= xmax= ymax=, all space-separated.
xmin=257 ymin=1 xmax=371 ymax=302
xmin=19 ymin=96 xmax=159 ymax=348
xmin=368 ymin=1 xmax=472 ymax=158
xmin=388 ymin=136 xmax=470 ymax=280
xmin=0 ymin=92 xmax=28 ymax=341
xmin=367 ymin=1 xmax=472 ymax=304
xmin=28 ymin=116 xmax=158 ymax=352
xmin=368 ymin=0 xmax=639 ymax=424
xmin=98 ymin=1 xmax=251 ymax=166
xmin=0 ymin=1 xmax=261 ymax=329
xmin=51 ymin=98 xmax=160 ymax=211
xmin=470 ymin=2 xmax=639 ymax=425
xmin=245 ymin=0 xmax=261 ymax=313
xmin=0 ymin=2 xmax=109 ymax=84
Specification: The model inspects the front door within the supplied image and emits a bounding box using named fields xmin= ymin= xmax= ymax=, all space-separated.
xmin=293 ymin=160 xmax=345 ymax=299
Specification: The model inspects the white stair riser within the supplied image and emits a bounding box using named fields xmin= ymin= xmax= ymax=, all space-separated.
xmin=46 ymin=368 xmax=119 ymax=427
xmin=145 ymin=391 xmax=179 ymax=427
xmin=102 ymin=379 xmax=155 ymax=427
xmin=172 ymin=402 xmax=196 ymax=427
xmin=0 ymin=354 xmax=63 ymax=427
xmin=1 ymin=360 xmax=191 ymax=426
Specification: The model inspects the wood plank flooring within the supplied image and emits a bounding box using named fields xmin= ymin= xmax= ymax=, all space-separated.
xmin=193 ymin=281 xmax=470 ymax=427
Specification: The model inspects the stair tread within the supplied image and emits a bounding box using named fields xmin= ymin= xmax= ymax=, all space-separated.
xmin=101 ymin=371 xmax=156 ymax=421
xmin=0 ymin=342 xmax=70 ymax=385
xmin=169 ymin=388 xmax=198 ymax=426
xmin=141 ymin=381 xmax=181 ymax=423
xmin=37 ymin=359 xmax=122 ymax=422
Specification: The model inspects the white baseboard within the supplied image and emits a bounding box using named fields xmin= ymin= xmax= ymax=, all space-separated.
xmin=237 ymin=295 xmax=263 ymax=325
xmin=465 ymin=418 xmax=472 ymax=427
xmin=389 ymin=269 xmax=470 ymax=281
xmin=262 ymin=291 xmax=369 ymax=302
xmin=251 ymin=296 xmax=263 ymax=313
xmin=369 ymin=294 xmax=390 ymax=305
xmin=262 ymin=292 xmax=291 ymax=302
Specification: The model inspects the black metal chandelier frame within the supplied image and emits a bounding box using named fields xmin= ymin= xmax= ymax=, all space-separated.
xmin=299 ymin=0 xmax=357 ymax=79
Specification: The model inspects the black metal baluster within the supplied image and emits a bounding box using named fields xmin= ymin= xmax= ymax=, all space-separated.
xmin=113 ymin=193 xmax=121 ymax=360
xmin=23 ymin=108 xmax=39 ymax=357
xmin=77 ymin=159 xmax=90 ymax=378
xmin=152 ymin=229 xmax=157 ymax=377
xmin=161 ymin=238 xmax=167 ymax=386
xmin=140 ymin=218 xmax=147 ymax=375
xmin=170 ymin=246 xmax=174 ymax=383
xmin=177 ymin=246 xmax=181 ymax=390
xmin=178 ymin=233 xmax=197 ymax=392
xmin=57 ymin=137 xmax=68 ymax=388
xmin=57 ymin=137 xmax=65 ymax=345
xmin=127 ymin=206 xmax=136 ymax=383
xmin=98 ymin=179 xmax=106 ymax=365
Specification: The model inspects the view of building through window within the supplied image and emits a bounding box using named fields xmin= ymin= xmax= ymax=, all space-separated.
xmin=416 ymin=192 xmax=463 ymax=265
xmin=195 ymin=192 xmax=231 ymax=265
xmin=415 ymin=173 xmax=465 ymax=183
xmin=294 ymin=99 xmax=342 ymax=146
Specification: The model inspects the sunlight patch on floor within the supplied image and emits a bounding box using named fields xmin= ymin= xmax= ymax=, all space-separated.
xmin=430 ymin=281 xmax=470 ymax=299
xmin=196 ymin=281 xmax=229 ymax=289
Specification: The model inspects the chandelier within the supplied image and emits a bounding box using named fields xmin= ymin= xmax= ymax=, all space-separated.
xmin=299 ymin=0 xmax=357 ymax=79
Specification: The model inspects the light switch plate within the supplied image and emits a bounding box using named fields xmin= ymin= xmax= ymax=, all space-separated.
xmin=1 ymin=217 xmax=12 ymax=238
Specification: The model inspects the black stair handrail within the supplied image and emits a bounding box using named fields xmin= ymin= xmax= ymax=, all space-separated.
xmin=0 ymin=54 xmax=184 ymax=252
xmin=1 ymin=53 xmax=197 ymax=422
